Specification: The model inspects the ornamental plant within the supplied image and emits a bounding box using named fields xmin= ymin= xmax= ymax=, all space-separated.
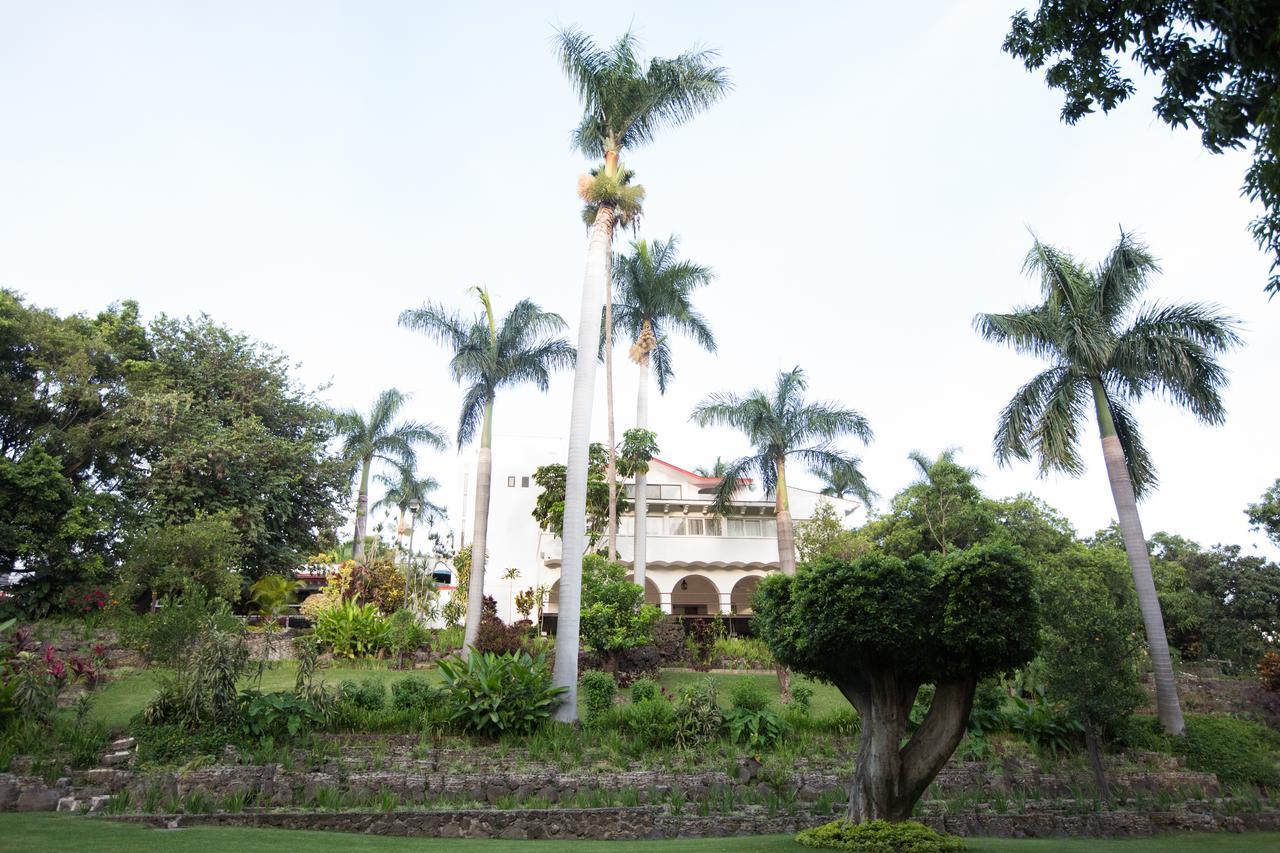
xmin=579 ymin=555 xmax=662 ymax=666
xmin=312 ymin=600 xmax=391 ymax=658
xmin=436 ymin=651 xmax=565 ymax=738
xmin=796 ymin=819 xmax=964 ymax=852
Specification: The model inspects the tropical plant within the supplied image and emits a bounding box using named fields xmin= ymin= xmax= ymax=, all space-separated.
xmin=322 ymin=554 xmax=406 ymax=614
xmin=608 ymin=236 xmax=716 ymax=587
xmin=240 ymin=690 xmax=325 ymax=745
xmin=796 ymin=819 xmax=964 ymax=852
xmin=975 ymin=232 xmax=1241 ymax=734
xmin=551 ymin=26 xmax=730 ymax=722
xmin=579 ymin=555 xmax=663 ymax=666
xmin=692 ymin=367 xmax=873 ymax=575
xmin=436 ymin=651 xmax=565 ymax=737
xmin=530 ymin=443 xmax=626 ymax=548
xmin=372 ymin=464 xmax=446 ymax=557
xmin=334 ymin=389 xmax=446 ymax=560
xmin=400 ymin=287 xmax=573 ymax=653
xmin=248 ymin=575 xmax=300 ymax=628
xmin=312 ymin=600 xmax=391 ymax=658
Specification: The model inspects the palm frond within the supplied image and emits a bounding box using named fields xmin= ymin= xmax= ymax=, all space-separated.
xmin=455 ymin=383 xmax=490 ymax=448
xmin=1094 ymin=229 xmax=1159 ymax=322
xmin=1032 ymin=372 xmax=1088 ymax=479
xmin=707 ymin=454 xmax=759 ymax=514
xmin=1105 ymin=394 xmax=1158 ymax=499
xmin=992 ymin=367 xmax=1067 ymax=467
xmin=801 ymin=449 xmax=876 ymax=506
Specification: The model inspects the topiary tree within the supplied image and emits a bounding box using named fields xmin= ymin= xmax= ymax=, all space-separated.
xmin=754 ymin=542 xmax=1039 ymax=822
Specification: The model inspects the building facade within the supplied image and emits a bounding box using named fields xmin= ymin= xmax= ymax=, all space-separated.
xmin=463 ymin=434 xmax=862 ymax=624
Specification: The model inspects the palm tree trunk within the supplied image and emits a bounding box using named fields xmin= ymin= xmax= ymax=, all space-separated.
xmin=552 ymin=200 xmax=617 ymax=722
xmin=353 ymin=457 xmax=371 ymax=561
xmin=775 ymin=457 xmax=797 ymax=575
xmin=633 ymin=359 xmax=650 ymax=590
xmin=1090 ymin=379 xmax=1185 ymax=735
xmin=463 ymin=401 xmax=495 ymax=654
xmin=604 ymin=261 xmax=618 ymax=560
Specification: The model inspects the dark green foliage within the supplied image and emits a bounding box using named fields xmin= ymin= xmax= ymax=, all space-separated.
xmin=1007 ymin=689 xmax=1083 ymax=757
xmin=630 ymin=678 xmax=659 ymax=703
xmin=796 ymin=819 xmax=965 ymax=851
xmin=143 ymin=630 xmax=254 ymax=729
xmin=1004 ymin=3 xmax=1280 ymax=295
xmin=337 ymin=678 xmax=386 ymax=711
xmin=579 ymin=555 xmax=663 ymax=658
xmin=756 ymin=543 xmax=1038 ymax=686
xmin=1121 ymin=714 xmax=1280 ymax=787
xmin=967 ymin=678 xmax=1007 ymax=735
xmin=117 ymin=587 xmax=241 ymax=665
xmin=132 ymin=722 xmax=236 ymax=766
xmin=724 ymin=682 xmax=785 ymax=750
xmin=530 ymin=445 xmax=625 ymax=548
xmin=121 ymin=512 xmax=244 ymax=605
xmin=673 ymin=677 xmax=722 ymax=748
xmin=620 ymin=697 xmax=679 ymax=749
xmin=390 ymin=677 xmax=441 ymax=713
xmin=1248 ymin=479 xmax=1280 ymax=548
xmin=386 ymin=609 xmax=431 ymax=667
xmin=436 ymin=651 xmax=565 ymax=738
xmin=580 ymin=670 xmax=617 ymax=722
xmin=241 ymin=690 xmax=325 ymax=743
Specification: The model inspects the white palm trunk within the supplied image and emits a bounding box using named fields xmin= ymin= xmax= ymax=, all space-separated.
xmin=462 ymin=404 xmax=494 ymax=653
xmin=353 ymin=457 xmax=371 ymax=560
xmin=632 ymin=359 xmax=650 ymax=589
xmin=552 ymin=203 xmax=616 ymax=721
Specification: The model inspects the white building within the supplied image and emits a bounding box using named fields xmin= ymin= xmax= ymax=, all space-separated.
xmin=461 ymin=435 xmax=862 ymax=624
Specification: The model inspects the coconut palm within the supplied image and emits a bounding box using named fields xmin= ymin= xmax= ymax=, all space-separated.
xmin=975 ymin=232 xmax=1242 ymax=735
xmin=694 ymin=458 xmax=729 ymax=478
xmin=373 ymin=465 xmax=447 ymax=548
xmin=608 ymin=236 xmax=715 ymax=588
xmin=691 ymin=367 xmax=874 ymax=575
xmin=552 ymin=27 xmax=730 ymax=720
xmin=399 ymin=287 xmax=574 ymax=652
xmin=335 ymin=390 xmax=446 ymax=562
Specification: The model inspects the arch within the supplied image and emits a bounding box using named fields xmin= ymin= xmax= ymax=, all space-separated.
xmin=544 ymin=579 xmax=560 ymax=615
xmin=670 ymin=574 xmax=721 ymax=616
xmin=625 ymin=574 xmax=662 ymax=607
xmin=730 ymin=575 xmax=764 ymax=615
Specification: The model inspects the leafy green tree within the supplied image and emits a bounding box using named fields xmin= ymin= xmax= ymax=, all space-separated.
xmin=1004 ymin=3 xmax=1280 ymax=296
xmin=864 ymin=451 xmax=994 ymax=559
xmin=1247 ymin=478 xmax=1280 ymax=547
xmin=976 ymin=232 xmax=1241 ymax=734
xmin=531 ymin=443 xmax=625 ymax=548
xmin=692 ymin=367 xmax=873 ymax=575
xmin=552 ymin=27 xmax=730 ymax=721
xmin=609 ymin=236 xmax=717 ymax=585
xmin=335 ymin=389 xmax=444 ymax=563
xmin=400 ymin=287 xmax=573 ymax=652
xmin=795 ymin=502 xmax=864 ymax=564
xmin=755 ymin=543 xmax=1039 ymax=822
xmin=580 ymin=555 xmax=663 ymax=667
xmin=121 ymin=511 xmax=244 ymax=608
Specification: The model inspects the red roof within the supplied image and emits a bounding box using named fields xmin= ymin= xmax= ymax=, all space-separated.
xmin=651 ymin=457 xmax=751 ymax=486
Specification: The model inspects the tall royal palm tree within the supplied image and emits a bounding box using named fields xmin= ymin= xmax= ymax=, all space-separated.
xmin=817 ymin=458 xmax=876 ymax=505
xmin=691 ymin=367 xmax=874 ymax=575
xmin=399 ymin=287 xmax=574 ymax=652
xmin=975 ymin=232 xmax=1241 ymax=735
xmin=335 ymin=389 xmax=446 ymax=561
xmin=609 ymin=236 xmax=715 ymax=588
xmin=552 ymin=27 xmax=730 ymax=720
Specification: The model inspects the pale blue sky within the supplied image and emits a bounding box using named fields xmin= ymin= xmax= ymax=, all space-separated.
xmin=2 ymin=1 xmax=1277 ymax=555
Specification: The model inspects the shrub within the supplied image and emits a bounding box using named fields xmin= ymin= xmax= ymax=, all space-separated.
xmin=630 ymin=678 xmax=659 ymax=703
xmin=674 ymin=677 xmax=723 ymax=748
xmin=313 ymin=600 xmax=391 ymax=658
xmin=474 ymin=616 xmax=529 ymax=656
xmin=338 ymin=678 xmax=386 ymax=711
xmin=1007 ymin=689 xmax=1082 ymax=756
xmin=580 ymin=555 xmax=664 ymax=661
xmin=581 ymin=670 xmax=617 ymax=722
xmin=120 ymin=586 xmax=241 ymax=664
xmin=1258 ymin=651 xmax=1280 ymax=692
xmin=614 ymin=644 xmax=661 ymax=686
xmin=299 ymin=592 xmax=333 ymax=622
xmin=727 ymin=679 xmax=772 ymax=712
xmin=387 ymin=609 xmax=431 ymax=667
xmin=796 ymin=819 xmax=965 ymax=852
xmin=143 ymin=630 xmax=253 ymax=729
xmin=652 ymin=618 xmax=685 ymax=663
xmin=323 ymin=555 xmax=406 ymax=614
xmin=436 ymin=651 xmax=565 ymax=738
xmin=620 ymin=697 xmax=679 ymax=750
xmin=1175 ymin=715 xmax=1280 ymax=787
xmin=712 ymin=635 xmax=774 ymax=669
xmin=724 ymin=692 xmax=786 ymax=751
xmin=390 ymin=677 xmax=441 ymax=713
xmin=241 ymin=690 xmax=324 ymax=744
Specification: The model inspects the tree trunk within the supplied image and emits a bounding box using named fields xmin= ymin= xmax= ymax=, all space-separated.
xmin=633 ymin=360 xmax=650 ymax=589
xmin=604 ymin=261 xmax=618 ymax=561
xmin=774 ymin=457 xmax=796 ymax=575
xmin=1090 ymin=379 xmax=1185 ymax=735
xmin=839 ymin=673 xmax=976 ymax=823
xmin=462 ymin=402 xmax=495 ymax=654
xmin=552 ymin=200 xmax=617 ymax=722
xmin=1084 ymin=719 xmax=1111 ymax=806
xmin=353 ymin=457 xmax=371 ymax=560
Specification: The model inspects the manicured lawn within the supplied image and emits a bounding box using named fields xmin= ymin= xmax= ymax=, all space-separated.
xmin=4 ymin=814 xmax=1280 ymax=852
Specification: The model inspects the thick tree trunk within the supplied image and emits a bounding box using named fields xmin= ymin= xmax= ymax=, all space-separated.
xmin=552 ymin=201 xmax=617 ymax=721
xmin=1091 ymin=380 xmax=1185 ymax=735
xmin=604 ymin=267 xmax=618 ymax=561
xmin=633 ymin=360 xmax=650 ymax=589
xmin=839 ymin=673 xmax=976 ymax=823
xmin=353 ymin=458 xmax=371 ymax=560
xmin=462 ymin=402 xmax=494 ymax=654
xmin=1084 ymin=719 xmax=1111 ymax=806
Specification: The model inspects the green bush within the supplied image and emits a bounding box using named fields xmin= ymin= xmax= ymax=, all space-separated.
xmin=143 ymin=630 xmax=253 ymax=729
xmin=712 ymin=635 xmax=774 ymax=668
xmin=390 ymin=676 xmax=441 ymax=713
xmin=727 ymin=678 xmax=772 ymax=712
xmin=674 ymin=677 xmax=723 ymax=748
xmin=620 ymin=697 xmax=679 ymax=749
xmin=387 ymin=609 xmax=431 ymax=666
xmin=119 ymin=587 xmax=241 ymax=664
xmin=313 ymin=600 xmax=391 ymax=658
xmin=337 ymin=678 xmax=386 ymax=711
xmin=581 ymin=670 xmax=617 ymax=723
xmin=796 ymin=819 xmax=965 ymax=852
xmin=1119 ymin=714 xmax=1280 ymax=787
xmin=240 ymin=690 xmax=325 ymax=744
xmin=630 ymin=678 xmax=659 ymax=703
xmin=436 ymin=651 xmax=565 ymax=738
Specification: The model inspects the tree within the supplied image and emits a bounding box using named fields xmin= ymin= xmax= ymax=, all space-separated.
xmin=610 ymin=236 xmax=716 ymax=589
xmin=694 ymin=457 xmax=729 ymax=478
xmin=552 ymin=27 xmax=730 ymax=721
xmin=121 ymin=511 xmax=244 ymax=608
xmin=691 ymin=367 xmax=873 ymax=575
xmin=754 ymin=544 xmax=1039 ymax=822
xmin=975 ymin=232 xmax=1241 ymax=734
xmin=816 ymin=458 xmax=875 ymax=515
xmin=335 ymin=389 xmax=445 ymax=563
xmin=399 ymin=288 xmax=573 ymax=652
xmin=1247 ymin=478 xmax=1280 ymax=547
xmin=580 ymin=554 xmax=664 ymax=668
xmin=373 ymin=465 xmax=446 ymax=553
xmin=1004 ymin=3 xmax=1280 ymax=296
xmin=794 ymin=502 xmax=865 ymax=564
xmin=865 ymin=451 xmax=994 ymax=559
xmin=530 ymin=443 xmax=626 ymax=548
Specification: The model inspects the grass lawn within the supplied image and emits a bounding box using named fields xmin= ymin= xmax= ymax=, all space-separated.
xmin=4 ymin=814 xmax=1280 ymax=852
xmin=89 ymin=664 xmax=844 ymax=732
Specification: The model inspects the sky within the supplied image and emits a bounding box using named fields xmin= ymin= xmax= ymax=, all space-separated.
xmin=2 ymin=1 xmax=1277 ymax=558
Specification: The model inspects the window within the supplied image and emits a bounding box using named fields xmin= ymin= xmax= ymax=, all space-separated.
xmin=743 ymin=519 xmax=762 ymax=537
xmin=507 ymin=476 xmax=516 ymax=487
xmin=623 ymin=484 xmax=636 ymax=498
xmin=619 ymin=517 xmax=634 ymax=536
xmin=521 ymin=476 xmax=530 ymax=488
xmin=727 ymin=518 xmax=744 ymax=537
xmin=763 ymin=519 xmax=778 ymax=537
xmin=659 ymin=484 xmax=681 ymax=499
xmin=646 ymin=516 xmax=663 ymax=535
xmin=668 ymin=517 xmax=688 ymax=536
xmin=704 ymin=518 xmax=723 ymax=536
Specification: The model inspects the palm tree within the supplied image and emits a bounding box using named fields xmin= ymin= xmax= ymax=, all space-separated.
xmin=817 ymin=457 xmax=876 ymax=514
xmin=552 ymin=27 xmax=730 ymax=720
xmin=694 ymin=457 xmax=729 ymax=477
xmin=609 ymin=236 xmax=715 ymax=589
xmin=691 ymin=367 xmax=874 ymax=575
xmin=373 ymin=465 xmax=447 ymax=551
xmin=399 ymin=287 xmax=574 ymax=652
xmin=975 ymin=232 xmax=1241 ymax=735
xmin=335 ymin=389 xmax=446 ymax=562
